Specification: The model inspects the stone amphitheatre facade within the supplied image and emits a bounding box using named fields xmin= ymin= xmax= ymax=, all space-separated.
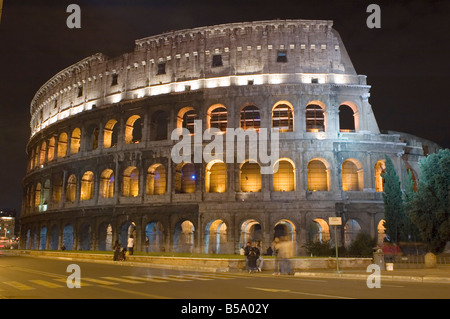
xmin=20 ymin=19 xmax=440 ymax=255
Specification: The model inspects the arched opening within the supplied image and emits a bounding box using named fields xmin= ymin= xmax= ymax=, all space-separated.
xmin=205 ymin=219 xmax=227 ymax=254
xmin=145 ymin=222 xmax=165 ymax=252
xmin=339 ymin=104 xmax=356 ymax=132
xmin=34 ymin=182 xmax=41 ymax=209
xmin=70 ymin=128 xmax=81 ymax=154
xmin=177 ymin=107 xmax=198 ymax=135
xmin=240 ymin=104 xmax=260 ymax=132
xmin=374 ymin=160 xmax=386 ymax=192
xmin=39 ymin=141 xmax=47 ymax=165
xmin=99 ymin=169 xmax=114 ymax=198
xmin=173 ymin=220 xmax=195 ymax=253
xmin=80 ymin=171 xmax=94 ymax=201
xmin=205 ymin=160 xmax=227 ymax=193
xmin=48 ymin=137 xmax=55 ymax=161
xmin=125 ymin=115 xmax=142 ymax=144
xmin=307 ymin=159 xmax=330 ymax=191
xmin=62 ymin=224 xmax=74 ymax=250
xmin=66 ymin=174 xmax=77 ymax=202
xmin=272 ymin=101 xmax=294 ymax=132
xmin=344 ymin=219 xmax=361 ymax=247
xmin=39 ymin=226 xmax=47 ymax=250
xmin=120 ymin=221 xmax=136 ymax=248
xmin=305 ymin=102 xmax=325 ymax=132
xmin=239 ymin=161 xmax=261 ymax=192
xmin=57 ymin=132 xmax=68 ymax=158
xmin=98 ymin=223 xmax=113 ymax=251
xmin=104 ymin=119 xmax=118 ymax=148
xmin=79 ymin=222 xmax=91 ymax=251
xmin=52 ymin=173 xmax=63 ymax=204
xmin=122 ymin=166 xmax=139 ymax=197
xmin=273 ymin=159 xmax=295 ymax=192
xmin=207 ymin=104 xmax=227 ymax=132
xmin=42 ymin=179 xmax=50 ymax=211
xmin=175 ymin=162 xmax=196 ymax=194
xmin=309 ymin=218 xmax=330 ymax=242
xmin=240 ymin=219 xmax=262 ymax=250
xmin=274 ymin=219 xmax=296 ymax=254
xmin=342 ymin=159 xmax=364 ymax=191
xmin=146 ymin=164 xmax=166 ymax=195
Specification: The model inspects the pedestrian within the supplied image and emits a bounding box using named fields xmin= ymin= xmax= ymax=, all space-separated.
xmin=113 ymin=240 xmax=120 ymax=261
xmin=244 ymin=241 xmax=252 ymax=271
xmin=278 ymin=236 xmax=293 ymax=275
xmin=144 ymin=236 xmax=149 ymax=254
xmin=127 ymin=235 xmax=134 ymax=255
xmin=256 ymin=241 xmax=264 ymax=272
xmin=247 ymin=242 xmax=260 ymax=273
xmin=272 ymin=237 xmax=280 ymax=275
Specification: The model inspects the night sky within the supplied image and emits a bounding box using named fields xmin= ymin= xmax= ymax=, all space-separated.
xmin=0 ymin=0 xmax=449 ymax=215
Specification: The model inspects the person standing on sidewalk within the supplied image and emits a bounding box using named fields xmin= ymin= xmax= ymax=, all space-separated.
xmin=127 ymin=235 xmax=134 ymax=255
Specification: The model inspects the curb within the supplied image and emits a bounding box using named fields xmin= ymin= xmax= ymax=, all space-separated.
xmin=294 ymin=271 xmax=450 ymax=284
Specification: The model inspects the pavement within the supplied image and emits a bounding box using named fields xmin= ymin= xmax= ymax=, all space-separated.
xmin=3 ymin=250 xmax=450 ymax=284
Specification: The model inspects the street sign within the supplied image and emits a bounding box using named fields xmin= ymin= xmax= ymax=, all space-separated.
xmin=328 ymin=217 xmax=342 ymax=226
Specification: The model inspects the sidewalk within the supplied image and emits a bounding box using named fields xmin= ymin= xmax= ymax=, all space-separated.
xmin=293 ymin=265 xmax=450 ymax=284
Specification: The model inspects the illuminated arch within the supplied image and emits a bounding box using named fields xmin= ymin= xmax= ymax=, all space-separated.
xmin=146 ymin=164 xmax=166 ymax=195
xmin=175 ymin=162 xmax=196 ymax=193
xmin=272 ymin=101 xmax=294 ymax=132
xmin=173 ymin=220 xmax=195 ymax=253
xmin=70 ymin=128 xmax=81 ymax=154
xmin=80 ymin=171 xmax=94 ymax=201
xmin=344 ymin=219 xmax=361 ymax=247
xmin=103 ymin=119 xmax=118 ymax=148
xmin=177 ymin=106 xmax=198 ymax=134
xmin=205 ymin=219 xmax=228 ymax=254
xmin=307 ymin=158 xmax=330 ymax=191
xmin=207 ymin=104 xmax=227 ymax=132
xmin=47 ymin=137 xmax=55 ymax=161
xmin=273 ymin=158 xmax=296 ymax=192
xmin=205 ymin=160 xmax=227 ymax=193
xmin=99 ymin=169 xmax=114 ymax=198
xmin=339 ymin=101 xmax=359 ymax=132
xmin=240 ymin=104 xmax=260 ymax=131
xmin=310 ymin=218 xmax=330 ymax=242
xmin=122 ymin=166 xmax=139 ymax=197
xmin=124 ymin=115 xmax=142 ymax=144
xmin=342 ymin=159 xmax=364 ymax=191
xmin=66 ymin=174 xmax=77 ymax=202
xmin=305 ymin=100 xmax=326 ymax=132
xmin=57 ymin=132 xmax=68 ymax=158
xmin=374 ymin=159 xmax=386 ymax=192
xmin=239 ymin=160 xmax=261 ymax=192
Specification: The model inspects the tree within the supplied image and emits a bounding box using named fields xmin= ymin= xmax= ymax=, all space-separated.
xmin=382 ymin=156 xmax=406 ymax=243
xmin=409 ymin=149 xmax=450 ymax=253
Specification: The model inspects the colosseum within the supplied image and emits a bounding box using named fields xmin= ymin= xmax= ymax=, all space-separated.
xmin=20 ymin=19 xmax=440 ymax=255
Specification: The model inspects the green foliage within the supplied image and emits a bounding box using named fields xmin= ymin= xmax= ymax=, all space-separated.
xmin=347 ymin=233 xmax=377 ymax=257
xmin=408 ymin=149 xmax=450 ymax=253
xmin=382 ymin=156 xmax=406 ymax=243
xmin=302 ymin=240 xmax=333 ymax=256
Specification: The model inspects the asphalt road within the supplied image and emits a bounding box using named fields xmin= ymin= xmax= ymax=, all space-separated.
xmin=0 ymin=254 xmax=448 ymax=303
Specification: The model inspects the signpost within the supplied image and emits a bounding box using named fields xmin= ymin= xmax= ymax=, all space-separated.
xmin=329 ymin=217 xmax=342 ymax=273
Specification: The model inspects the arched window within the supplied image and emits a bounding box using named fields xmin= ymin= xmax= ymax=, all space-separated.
xmin=104 ymin=119 xmax=118 ymax=148
xmin=125 ymin=115 xmax=142 ymax=144
xmin=342 ymin=159 xmax=364 ymax=191
xmin=205 ymin=160 xmax=227 ymax=193
xmin=273 ymin=159 xmax=295 ymax=192
xmin=272 ymin=102 xmax=294 ymax=132
xmin=57 ymin=133 xmax=68 ymax=158
xmin=240 ymin=105 xmax=260 ymax=131
xmin=39 ymin=141 xmax=47 ymax=165
xmin=80 ymin=171 xmax=94 ymax=201
xmin=70 ymin=128 xmax=81 ymax=154
xmin=66 ymin=174 xmax=77 ymax=202
xmin=52 ymin=173 xmax=63 ymax=204
xmin=100 ymin=169 xmax=114 ymax=198
xmin=339 ymin=104 xmax=356 ymax=132
xmin=207 ymin=104 xmax=227 ymax=132
xmin=146 ymin=164 xmax=166 ymax=195
xmin=177 ymin=107 xmax=198 ymax=135
xmin=87 ymin=125 xmax=99 ymax=151
xmin=48 ymin=137 xmax=55 ymax=161
xmin=344 ymin=219 xmax=361 ymax=247
xmin=305 ymin=103 xmax=325 ymax=132
xmin=175 ymin=163 xmax=196 ymax=193
xmin=311 ymin=218 xmax=330 ymax=242
xmin=34 ymin=183 xmax=41 ymax=208
xmin=374 ymin=160 xmax=386 ymax=192
xmin=239 ymin=161 xmax=261 ymax=192
xmin=42 ymin=179 xmax=50 ymax=210
xmin=307 ymin=159 xmax=329 ymax=191
xmin=122 ymin=166 xmax=139 ymax=197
